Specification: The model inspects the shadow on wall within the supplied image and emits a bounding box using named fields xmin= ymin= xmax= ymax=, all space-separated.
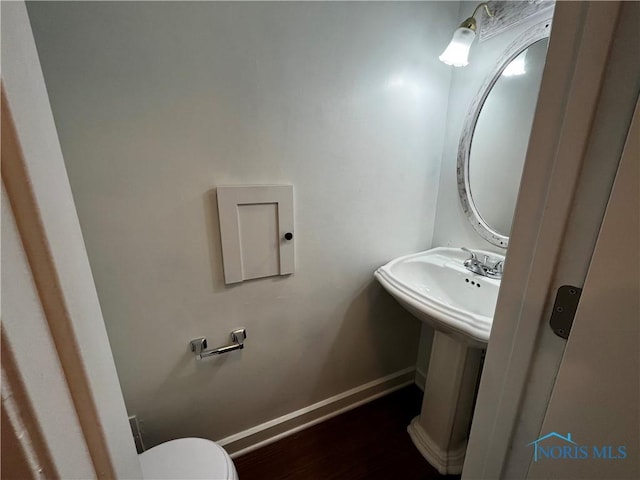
xmin=132 ymin=188 xmax=247 ymax=444
xmin=144 ymin=343 xmax=245 ymax=444
xmin=204 ymin=189 xmax=227 ymax=293
xmin=306 ymin=279 xmax=421 ymax=405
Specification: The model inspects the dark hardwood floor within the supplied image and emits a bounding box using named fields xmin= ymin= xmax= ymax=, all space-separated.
xmin=234 ymin=385 xmax=461 ymax=480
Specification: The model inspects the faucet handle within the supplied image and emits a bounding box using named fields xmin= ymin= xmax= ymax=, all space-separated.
xmin=461 ymin=247 xmax=477 ymax=260
xmin=494 ymin=260 xmax=504 ymax=273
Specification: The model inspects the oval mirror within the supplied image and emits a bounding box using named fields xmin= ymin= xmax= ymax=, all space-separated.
xmin=458 ymin=21 xmax=551 ymax=248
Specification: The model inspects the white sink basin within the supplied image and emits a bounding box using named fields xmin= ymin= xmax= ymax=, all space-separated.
xmin=374 ymin=247 xmax=504 ymax=346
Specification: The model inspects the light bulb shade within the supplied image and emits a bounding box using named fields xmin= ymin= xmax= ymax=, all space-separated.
xmin=439 ymin=27 xmax=476 ymax=67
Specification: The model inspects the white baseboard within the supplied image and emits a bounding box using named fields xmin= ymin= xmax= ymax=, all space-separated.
xmin=415 ymin=368 xmax=427 ymax=392
xmin=217 ymin=367 xmax=416 ymax=458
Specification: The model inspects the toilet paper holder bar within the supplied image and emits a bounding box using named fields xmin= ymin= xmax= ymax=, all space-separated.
xmin=190 ymin=329 xmax=247 ymax=359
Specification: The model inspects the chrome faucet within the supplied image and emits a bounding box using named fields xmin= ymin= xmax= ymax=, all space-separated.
xmin=461 ymin=247 xmax=485 ymax=275
xmin=461 ymin=247 xmax=503 ymax=279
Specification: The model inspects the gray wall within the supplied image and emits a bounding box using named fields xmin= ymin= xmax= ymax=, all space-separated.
xmin=27 ymin=1 xmax=457 ymax=447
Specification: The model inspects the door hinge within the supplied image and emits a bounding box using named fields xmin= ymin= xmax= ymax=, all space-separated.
xmin=549 ymin=285 xmax=582 ymax=339
xmin=129 ymin=415 xmax=145 ymax=453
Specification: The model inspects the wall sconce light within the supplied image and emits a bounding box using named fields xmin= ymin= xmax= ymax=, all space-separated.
xmin=439 ymin=2 xmax=494 ymax=67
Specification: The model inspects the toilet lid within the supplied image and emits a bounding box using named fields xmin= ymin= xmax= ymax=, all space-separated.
xmin=139 ymin=438 xmax=238 ymax=480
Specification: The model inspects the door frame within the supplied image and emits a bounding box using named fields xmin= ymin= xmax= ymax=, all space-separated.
xmin=463 ymin=2 xmax=640 ymax=478
xmin=2 ymin=2 xmax=142 ymax=478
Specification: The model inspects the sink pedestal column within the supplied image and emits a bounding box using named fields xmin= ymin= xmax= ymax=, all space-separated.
xmin=408 ymin=331 xmax=483 ymax=475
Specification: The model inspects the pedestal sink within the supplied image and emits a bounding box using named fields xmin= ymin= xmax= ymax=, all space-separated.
xmin=374 ymin=247 xmax=505 ymax=475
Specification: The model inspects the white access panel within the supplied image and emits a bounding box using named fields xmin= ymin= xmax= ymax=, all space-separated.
xmin=217 ymin=185 xmax=294 ymax=284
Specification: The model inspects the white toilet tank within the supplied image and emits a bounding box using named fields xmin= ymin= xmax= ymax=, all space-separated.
xmin=139 ymin=438 xmax=238 ymax=480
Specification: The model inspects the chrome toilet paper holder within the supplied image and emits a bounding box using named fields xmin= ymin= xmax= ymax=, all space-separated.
xmin=190 ymin=328 xmax=247 ymax=359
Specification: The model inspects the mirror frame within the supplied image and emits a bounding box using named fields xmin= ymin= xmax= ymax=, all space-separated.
xmin=457 ymin=19 xmax=552 ymax=248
